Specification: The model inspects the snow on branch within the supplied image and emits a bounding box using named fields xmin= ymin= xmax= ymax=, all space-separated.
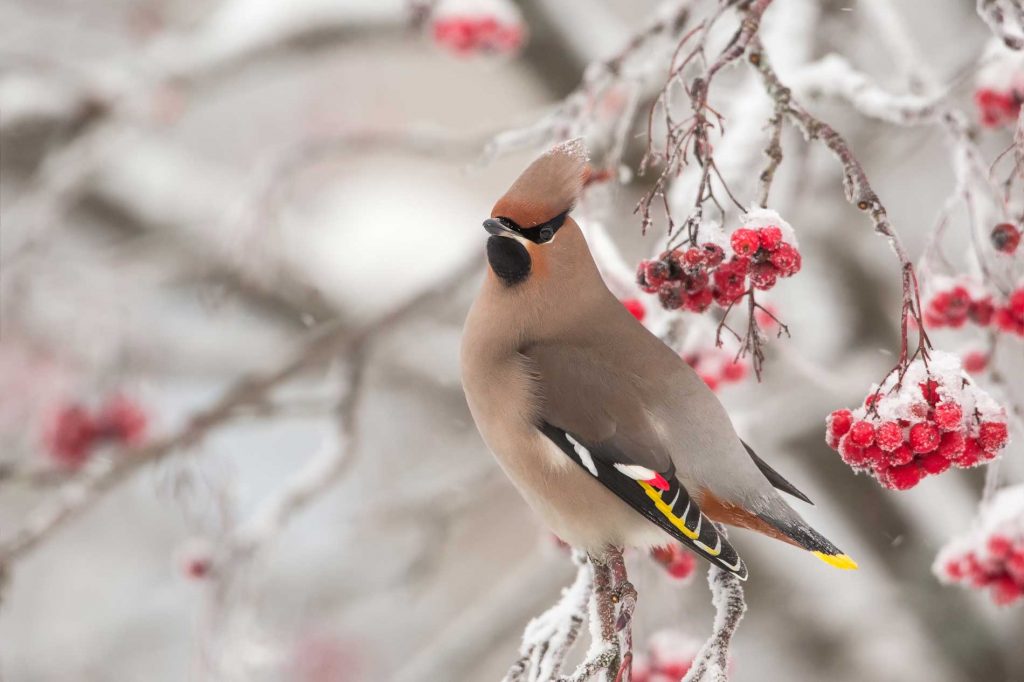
xmin=977 ymin=0 xmax=1024 ymax=50
xmin=682 ymin=559 xmax=746 ymax=682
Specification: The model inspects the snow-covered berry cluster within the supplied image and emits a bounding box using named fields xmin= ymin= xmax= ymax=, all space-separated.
xmin=636 ymin=209 xmax=801 ymax=313
xmin=430 ymin=0 xmax=525 ymax=57
xmin=922 ymin=276 xmax=994 ymax=329
xmin=991 ymin=222 xmax=1021 ymax=255
xmin=935 ymin=485 xmax=1024 ymax=606
xmin=650 ymin=544 xmax=698 ymax=583
xmin=683 ymin=347 xmax=748 ymax=392
xmin=974 ymin=40 xmax=1024 ymax=128
xmin=42 ymin=394 xmax=147 ymax=469
xmin=826 ymin=353 xmax=1009 ymax=490
xmin=632 ymin=630 xmax=703 ymax=682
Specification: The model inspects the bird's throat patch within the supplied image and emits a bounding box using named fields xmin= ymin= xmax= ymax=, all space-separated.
xmin=487 ymin=236 xmax=531 ymax=286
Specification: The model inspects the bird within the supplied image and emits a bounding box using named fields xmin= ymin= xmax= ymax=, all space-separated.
xmin=460 ymin=139 xmax=856 ymax=579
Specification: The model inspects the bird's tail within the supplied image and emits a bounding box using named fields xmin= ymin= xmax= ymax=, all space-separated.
xmin=758 ymin=512 xmax=858 ymax=570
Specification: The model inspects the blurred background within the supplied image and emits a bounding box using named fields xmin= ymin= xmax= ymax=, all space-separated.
xmin=1 ymin=0 xmax=1023 ymax=680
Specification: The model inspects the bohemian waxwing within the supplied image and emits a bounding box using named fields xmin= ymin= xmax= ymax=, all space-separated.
xmin=460 ymin=139 xmax=856 ymax=579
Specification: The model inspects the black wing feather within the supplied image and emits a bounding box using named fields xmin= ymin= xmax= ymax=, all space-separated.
xmin=742 ymin=440 xmax=813 ymax=505
xmin=540 ymin=422 xmax=748 ymax=580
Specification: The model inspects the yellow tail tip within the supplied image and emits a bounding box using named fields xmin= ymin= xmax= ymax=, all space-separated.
xmin=812 ymin=551 xmax=859 ymax=570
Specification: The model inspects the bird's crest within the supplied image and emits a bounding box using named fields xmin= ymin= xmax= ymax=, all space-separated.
xmin=492 ymin=138 xmax=589 ymax=228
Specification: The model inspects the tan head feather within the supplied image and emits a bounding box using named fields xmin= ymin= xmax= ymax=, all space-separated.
xmin=491 ymin=139 xmax=589 ymax=228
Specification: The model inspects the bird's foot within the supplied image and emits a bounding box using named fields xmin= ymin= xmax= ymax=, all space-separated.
xmin=612 ymin=580 xmax=637 ymax=632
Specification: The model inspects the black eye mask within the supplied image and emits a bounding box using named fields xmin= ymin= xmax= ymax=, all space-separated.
xmin=493 ymin=210 xmax=569 ymax=244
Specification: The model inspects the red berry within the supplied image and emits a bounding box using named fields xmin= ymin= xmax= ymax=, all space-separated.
xmin=700 ymin=374 xmax=719 ymax=391
xmin=839 ymin=435 xmax=869 ymax=466
xmin=637 ymin=260 xmax=669 ymax=293
xmin=936 ymin=431 xmax=965 ymax=460
xmin=888 ymin=444 xmax=914 ymax=466
xmin=684 ymin=287 xmax=714 ymax=312
xmin=43 ymin=404 xmax=97 ymax=469
xmin=884 ymin=463 xmax=923 ymax=490
xmin=680 ymin=270 xmax=710 ymax=293
xmin=769 ymin=243 xmax=801 ymax=276
xmin=658 ymin=282 xmax=684 ymax=310
xmin=681 ymin=247 xmax=707 ymax=269
xmin=875 ymin=421 xmax=904 ymax=452
xmin=955 ymin=438 xmax=984 ymax=467
xmin=978 ymin=422 xmax=1008 ymax=453
xmin=968 ymin=297 xmax=995 ymax=326
xmin=920 ymin=453 xmax=951 ymax=475
xmin=828 ymin=409 xmax=854 ymax=438
xmin=975 ymin=88 xmax=1020 ymax=128
xmin=864 ymin=392 xmax=882 ymax=410
xmin=701 ymin=243 xmax=726 ymax=267
xmin=932 ymin=402 xmax=963 ymax=432
xmin=96 ymin=395 xmax=147 ymax=446
xmin=730 ymin=228 xmax=760 ymax=257
xmin=748 ymin=262 xmax=778 ymax=290
xmin=721 ymin=360 xmax=747 ymax=383
xmin=991 ymin=222 xmax=1021 ymax=254
xmin=963 ymin=351 xmax=989 ymax=374
xmin=622 ymin=298 xmax=646 ymax=321
xmin=758 ymin=226 xmax=783 ymax=251
xmin=848 ymin=420 xmax=876 ymax=448
xmin=908 ymin=422 xmax=940 ymax=454
xmin=988 ymin=535 xmax=1013 ymax=558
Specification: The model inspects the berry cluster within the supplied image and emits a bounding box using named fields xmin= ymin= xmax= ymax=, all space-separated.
xmin=42 ymin=395 xmax=147 ymax=470
xmin=431 ymin=14 xmax=524 ymax=56
xmin=994 ymin=284 xmax=1024 ymax=336
xmin=922 ymin=277 xmax=994 ymax=329
xmin=991 ymin=222 xmax=1021 ymax=255
xmin=922 ymin=277 xmax=1024 ymax=338
xmin=975 ymin=88 xmax=1022 ymax=128
xmin=683 ymin=347 xmax=748 ymax=392
xmin=650 ymin=544 xmax=698 ymax=583
xmin=826 ymin=353 xmax=1009 ymax=490
xmin=935 ymin=485 xmax=1024 ymax=606
xmin=636 ymin=209 xmax=802 ymax=313
xmin=632 ymin=630 xmax=703 ymax=682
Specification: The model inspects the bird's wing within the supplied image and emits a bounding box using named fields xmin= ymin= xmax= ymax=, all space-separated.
xmin=539 ymin=421 xmax=747 ymax=579
xmin=741 ymin=440 xmax=813 ymax=504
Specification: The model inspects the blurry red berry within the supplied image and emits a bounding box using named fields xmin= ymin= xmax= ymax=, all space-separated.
xmin=962 ymin=350 xmax=989 ymax=374
xmin=622 ymin=298 xmax=646 ymax=322
xmin=96 ymin=395 xmax=148 ymax=446
xmin=991 ymin=223 xmax=1021 ymax=254
xmin=43 ymin=404 xmax=97 ymax=469
xmin=721 ymin=360 xmax=747 ymax=383
xmin=920 ymin=452 xmax=951 ymax=475
xmin=684 ymin=287 xmax=714 ymax=312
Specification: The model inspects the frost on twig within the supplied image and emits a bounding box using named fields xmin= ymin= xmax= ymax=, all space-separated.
xmin=977 ymin=0 xmax=1024 ymax=50
xmin=504 ymin=552 xmax=592 ymax=682
xmin=505 ymin=547 xmax=636 ymax=682
xmin=682 ymin=544 xmax=746 ymax=682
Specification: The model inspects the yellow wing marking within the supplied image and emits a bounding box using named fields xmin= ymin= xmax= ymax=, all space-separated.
xmin=639 ymin=481 xmax=721 ymax=556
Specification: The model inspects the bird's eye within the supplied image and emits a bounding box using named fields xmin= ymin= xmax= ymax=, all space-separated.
xmin=539 ymin=226 xmax=554 ymax=242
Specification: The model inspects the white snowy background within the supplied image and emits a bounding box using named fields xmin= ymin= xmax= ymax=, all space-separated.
xmin=1 ymin=1 xmax=1023 ymax=681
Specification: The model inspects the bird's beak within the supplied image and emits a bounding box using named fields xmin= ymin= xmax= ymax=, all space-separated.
xmin=483 ymin=218 xmax=516 ymax=237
